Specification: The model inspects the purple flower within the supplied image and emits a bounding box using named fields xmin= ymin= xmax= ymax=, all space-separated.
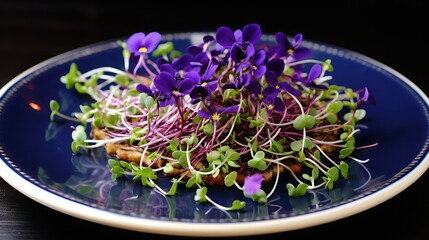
xmin=223 ymin=73 xmax=252 ymax=90
xmin=247 ymin=80 xmax=278 ymax=101
xmin=215 ymin=23 xmax=262 ymax=48
xmin=244 ymin=173 xmax=264 ymax=195
xmin=358 ymin=87 xmax=376 ymax=106
xmin=198 ymin=105 xmax=239 ymax=121
xmin=127 ymin=32 xmax=162 ymax=56
xmin=265 ymin=59 xmax=301 ymax=97
xmin=135 ymin=83 xmax=174 ymax=107
xmin=236 ymin=49 xmax=267 ymax=79
xmin=275 ymin=32 xmax=311 ymax=61
xmin=153 ymin=68 xmax=195 ymax=102
xmin=263 ymin=97 xmax=285 ymax=112
xmin=189 ymin=86 xmax=209 ymax=104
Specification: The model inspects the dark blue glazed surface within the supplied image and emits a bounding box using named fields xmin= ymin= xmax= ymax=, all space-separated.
xmin=1 ymin=34 xmax=428 ymax=223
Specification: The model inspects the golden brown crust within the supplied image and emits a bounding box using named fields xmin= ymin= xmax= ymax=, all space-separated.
xmin=91 ymin=126 xmax=301 ymax=185
xmin=91 ymin=125 xmax=338 ymax=186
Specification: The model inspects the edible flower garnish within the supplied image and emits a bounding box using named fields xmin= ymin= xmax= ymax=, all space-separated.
xmin=50 ymin=23 xmax=377 ymax=211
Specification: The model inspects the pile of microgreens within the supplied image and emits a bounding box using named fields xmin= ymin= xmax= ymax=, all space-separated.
xmin=50 ymin=23 xmax=376 ymax=211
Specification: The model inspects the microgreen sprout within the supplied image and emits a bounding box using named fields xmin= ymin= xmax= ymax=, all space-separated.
xmin=50 ymin=23 xmax=377 ymax=211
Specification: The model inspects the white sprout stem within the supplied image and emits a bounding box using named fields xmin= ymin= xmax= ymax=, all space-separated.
xmin=315 ymin=145 xmax=340 ymax=168
xmin=314 ymin=90 xmax=340 ymax=118
xmin=202 ymin=193 xmax=231 ymax=211
xmin=148 ymin=178 xmax=168 ymax=195
xmin=286 ymin=59 xmax=326 ymax=67
xmin=348 ymin=155 xmax=370 ymax=163
xmin=266 ymin=163 xmax=281 ymax=199
xmin=81 ymin=67 xmax=126 ymax=79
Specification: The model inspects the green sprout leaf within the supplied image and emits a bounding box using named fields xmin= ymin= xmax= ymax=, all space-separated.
xmin=339 ymin=161 xmax=349 ymax=179
xmin=49 ymin=100 xmax=60 ymax=120
xmin=152 ymin=41 xmax=174 ymax=57
xmin=194 ymin=187 xmax=208 ymax=203
xmin=293 ymin=114 xmax=316 ymax=130
xmin=229 ymin=200 xmax=246 ymax=210
xmin=224 ymin=171 xmax=237 ymax=187
xmin=139 ymin=93 xmax=155 ymax=110
xmin=250 ymin=189 xmax=268 ymax=204
xmin=166 ymin=178 xmax=179 ymax=196
xmin=286 ymin=183 xmax=308 ymax=197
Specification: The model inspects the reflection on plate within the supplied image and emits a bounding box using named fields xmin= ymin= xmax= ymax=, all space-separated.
xmin=1 ymin=33 xmax=429 ymax=237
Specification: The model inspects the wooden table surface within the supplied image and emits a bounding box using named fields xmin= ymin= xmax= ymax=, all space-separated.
xmin=1 ymin=2 xmax=427 ymax=239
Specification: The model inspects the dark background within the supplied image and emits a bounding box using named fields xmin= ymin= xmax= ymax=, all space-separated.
xmin=1 ymin=1 xmax=427 ymax=239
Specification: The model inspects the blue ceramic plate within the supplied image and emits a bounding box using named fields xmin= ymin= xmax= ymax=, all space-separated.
xmin=1 ymin=33 xmax=429 ymax=237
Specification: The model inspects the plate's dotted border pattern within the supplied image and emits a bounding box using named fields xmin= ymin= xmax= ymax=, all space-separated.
xmin=1 ymin=33 xmax=429 ymax=223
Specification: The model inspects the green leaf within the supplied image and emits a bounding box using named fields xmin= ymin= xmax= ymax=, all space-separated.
xmin=254 ymin=151 xmax=265 ymax=161
xmin=339 ymin=147 xmax=354 ymax=159
xmin=248 ymin=158 xmax=267 ymax=171
xmin=202 ymin=122 xmax=214 ymax=136
xmin=163 ymin=163 xmax=175 ymax=174
xmin=304 ymin=138 xmax=315 ymax=150
xmin=326 ymin=112 xmax=338 ymax=124
xmin=326 ymin=167 xmax=339 ymax=181
xmin=152 ymin=42 xmax=174 ymax=57
xmin=224 ymin=171 xmax=237 ymax=187
xmin=293 ymin=114 xmax=316 ymax=130
xmin=169 ymin=50 xmax=182 ymax=60
xmin=193 ymin=115 xmax=201 ymax=125
xmin=71 ymin=141 xmax=79 ymax=153
xmin=139 ymin=93 xmax=155 ymax=110
xmin=269 ymin=139 xmax=284 ymax=153
xmin=227 ymin=161 xmax=240 ymax=168
xmin=354 ymin=109 xmax=366 ymax=121
xmin=74 ymin=82 xmax=87 ymax=94
xmin=339 ymin=161 xmax=349 ymax=179
xmin=115 ymin=74 xmax=128 ymax=85
xmin=286 ymin=183 xmax=308 ymax=197
xmin=323 ymin=59 xmax=334 ymax=72
xmin=71 ymin=125 xmax=87 ymax=142
xmin=110 ymin=166 xmax=125 ymax=180
xmin=229 ymin=200 xmax=246 ymax=210
xmin=167 ymin=138 xmax=179 ymax=152
xmin=60 ymin=63 xmax=79 ymax=89
xmin=250 ymin=189 xmax=268 ymax=204
xmin=225 ymin=149 xmax=240 ymax=161
xmin=323 ymin=176 xmax=334 ymax=190
xmin=218 ymin=145 xmax=230 ymax=153
xmin=172 ymin=151 xmax=188 ymax=167
xmin=344 ymin=109 xmax=366 ymax=122
xmin=166 ymin=178 xmax=178 ymax=196
xmin=327 ymin=101 xmax=343 ymax=113
xmin=50 ymin=100 xmax=59 ymax=112
xmin=108 ymin=159 xmax=120 ymax=168
xmin=186 ymin=174 xmax=202 ymax=188
xmin=290 ymin=140 xmax=302 ymax=152
xmin=312 ymin=166 xmax=320 ymax=179
xmin=49 ymin=100 xmax=59 ymax=120
xmin=206 ymin=151 xmax=221 ymax=163
xmin=194 ymin=187 xmax=208 ymax=203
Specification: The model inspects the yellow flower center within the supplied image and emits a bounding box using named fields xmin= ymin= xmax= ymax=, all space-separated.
xmin=201 ymin=82 xmax=207 ymax=87
xmin=203 ymin=42 xmax=210 ymax=51
xmin=287 ymin=48 xmax=294 ymax=55
xmin=267 ymin=104 xmax=274 ymax=110
xmin=172 ymin=90 xmax=179 ymax=95
xmin=139 ymin=47 xmax=148 ymax=53
xmin=258 ymin=94 xmax=264 ymax=100
xmin=212 ymin=113 xmax=220 ymax=121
